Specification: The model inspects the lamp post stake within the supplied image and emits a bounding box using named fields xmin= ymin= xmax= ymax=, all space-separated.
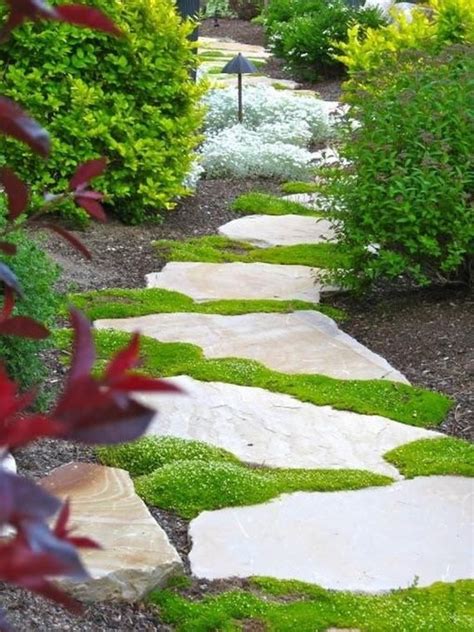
xmin=238 ymin=73 xmax=243 ymax=122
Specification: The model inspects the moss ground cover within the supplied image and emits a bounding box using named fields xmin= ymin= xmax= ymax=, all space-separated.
xmin=384 ymin=437 xmax=474 ymax=478
xmin=231 ymin=192 xmax=322 ymax=216
xmin=153 ymin=235 xmax=348 ymax=269
xmin=98 ymin=436 xmax=391 ymax=518
xmin=69 ymin=287 xmax=345 ymax=321
xmin=281 ymin=181 xmax=321 ymax=194
xmin=55 ymin=329 xmax=452 ymax=427
xmin=150 ymin=577 xmax=474 ymax=631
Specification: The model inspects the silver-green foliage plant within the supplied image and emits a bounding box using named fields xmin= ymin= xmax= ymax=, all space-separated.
xmin=324 ymin=45 xmax=474 ymax=289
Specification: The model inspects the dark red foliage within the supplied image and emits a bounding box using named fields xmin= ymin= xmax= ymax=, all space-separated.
xmin=0 ymin=4 xmax=174 ymax=629
xmin=0 ymin=97 xmax=50 ymax=156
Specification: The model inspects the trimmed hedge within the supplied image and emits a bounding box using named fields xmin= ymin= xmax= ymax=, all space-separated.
xmin=0 ymin=0 xmax=203 ymax=224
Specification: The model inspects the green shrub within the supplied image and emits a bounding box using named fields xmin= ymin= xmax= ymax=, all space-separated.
xmin=0 ymin=200 xmax=61 ymax=395
xmin=324 ymin=45 xmax=474 ymax=289
xmin=337 ymin=0 xmax=474 ymax=76
xmin=229 ymin=0 xmax=263 ymax=20
xmin=263 ymin=0 xmax=386 ymax=80
xmin=0 ymin=0 xmax=203 ymax=225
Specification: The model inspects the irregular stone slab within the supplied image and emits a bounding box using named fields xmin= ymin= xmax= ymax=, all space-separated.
xmin=139 ymin=376 xmax=439 ymax=477
xmin=189 ymin=477 xmax=474 ymax=592
xmin=199 ymin=37 xmax=271 ymax=58
xmin=218 ymin=214 xmax=336 ymax=247
xmin=95 ymin=310 xmax=408 ymax=382
xmin=0 ymin=450 xmax=16 ymax=474
xmin=40 ymin=463 xmax=182 ymax=601
xmin=146 ymin=262 xmax=328 ymax=302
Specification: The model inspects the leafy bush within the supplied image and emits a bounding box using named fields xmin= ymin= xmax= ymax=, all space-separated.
xmin=204 ymin=0 xmax=235 ymax=18
xmin=0 ymin=199 xmax=61 ymax=394
xmin=0 ymin=0 xmax=203 ymax=224
xmin=229 ymin=0 xmax=263 ymax=20
xmin=263 ymin=0 xmax=386 ymax=80
xmin=337 ymin=0 xmax=474 ymax=76
xmin=324 ymin=45 xmax=474 ymax=289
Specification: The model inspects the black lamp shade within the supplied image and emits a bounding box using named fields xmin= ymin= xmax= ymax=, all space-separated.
xmin=221 ymin=53 xmax=257 ymax=74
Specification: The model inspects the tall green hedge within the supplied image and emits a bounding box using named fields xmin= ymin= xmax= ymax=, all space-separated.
xmin=0 ymin=0 xmax=203 ymax=224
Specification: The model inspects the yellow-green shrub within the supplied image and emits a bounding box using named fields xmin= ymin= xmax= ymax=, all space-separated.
xmin=0 ymin=0 xmax=203 ymax=224
xmin=336 ymin=0 xmax=474 ymax=75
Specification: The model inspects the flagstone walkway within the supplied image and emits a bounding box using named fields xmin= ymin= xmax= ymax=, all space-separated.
xmin=48 ymin=35 xmax=472 ymax=609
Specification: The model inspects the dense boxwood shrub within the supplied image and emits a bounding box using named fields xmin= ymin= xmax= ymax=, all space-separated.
xmin=0 ymin=200 xmax=61 ymax=395
xmin=337 ymin=0 xmax=474 ymax=76
xmin=324 ymin=45 xmax=474 ymax=289
xmin=229 ymin=0 xmax=263 ymax=20
xmin=0 ymin=0 xmax=203 ymax=224
xmin=263 ymin=0 xmax=386 ymax=80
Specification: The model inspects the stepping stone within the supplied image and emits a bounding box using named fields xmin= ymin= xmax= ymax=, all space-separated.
xmin=189 ymin=476 xmax=474 ymax=592
xmin=40 ymin=463 xmax=182 ymax=601
xmin=139 ymin=376 xmax=439 ymax=477
xmin=218 ymin=214 xmax=336 ymax=247
xmin=95 ymin=310 xmax=408 ymax=382
xmin=146 ymin=262 xmax=330 ymax=302
xmin=199 ymin=37 xmax=271 ymax=59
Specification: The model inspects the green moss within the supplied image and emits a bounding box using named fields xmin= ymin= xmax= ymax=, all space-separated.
xmin=151 ymin=578 xmax=474 ymax=631
xmin=54 ymin=328 xmax=453 ymax=427
xmin=97 ymin=435 xmax=239 ymax=477
xmin=384 ymin=437 xmax=474 ymax=478
xmin=281 ymin=181 xmax=321 ymax=194
xmin=68 ymin=287 xmax=346 ymax=322
xmin=153 ymin=235 xmax=348 ymax=269
xmin=98 ymin=436 xmax=391 ymax=518
xmin=135 ymin=459 xmax=391 ymax=518
xmin=231 ymin=192 xmax=322 ymax=216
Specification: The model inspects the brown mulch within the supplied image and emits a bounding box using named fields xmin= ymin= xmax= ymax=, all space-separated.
xmin=200 ymin=17 xmax=264 ymax=47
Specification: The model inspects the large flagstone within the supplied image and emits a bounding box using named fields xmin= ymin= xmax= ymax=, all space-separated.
xmin=146 ymin=262 xmax=330 ymax=302
xmin=199 ymin=37 xmax=271 ymax=59
xmin=218 ymin=214 xmax=336 ymax=247
xmin=189 ymin=476 xmax=474 ymax=592
xmin=40 ymin=463 xmax=182 ymax=601
xmin=95 ymin=310 xmax=408 ymax=382
xmin=139 ymin=376 xmax=439 ymax=477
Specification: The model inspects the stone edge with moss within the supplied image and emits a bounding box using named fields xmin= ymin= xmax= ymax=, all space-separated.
xmin=281 ymin=181 xmax=321 ymax=194
xmin=54 ymin=328 xmax=453 ymax=428
xmin=384 ymin=437 xmax=474 ymax=478
xmin=68 ymin=287 xmax=346 ymax=322
xmin=153 ymin=234 xmax=348 ymax=269
xmin=98 ymin=436 xmax=392 ymax=519
xmin=149 ymin=576 xmax=474 ymax=631
xmin=231 ymin=192 xmax=323 ymax=216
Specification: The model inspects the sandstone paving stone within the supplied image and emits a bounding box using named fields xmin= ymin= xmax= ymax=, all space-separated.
xmin=218 ymin=214 xmax=336 ymax=247
xmin=213 ymin=75 xmax=299 ymax=90
xmin=40 ymin=463 xmax=183 ymax=602
xmin=199 ymin=37 xmax=271 ymax=58
xmin=189 ymin=476 xmax=474 ymax=592
xmin=95 ymin=310 xmax=408 ymax=382
xmin=146 ymin=262 xmax=329 ymax=302
xmin=138 ymin=376 xmax=440 ymax=478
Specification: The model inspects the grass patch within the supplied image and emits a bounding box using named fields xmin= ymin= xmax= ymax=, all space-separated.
xmin=153 ymin=235 xmax=348 ymax=269
xmin=97 ymin=435 xmax=239 ymax=477
xmin=231 ymin=192 xmax=321 ymax=216
xmin=98 ymin=436 xmax=391 ymax=518
xmin=384 ymin=437 xmax=474 ymax=478
xmin=68 ymin=287 xmax=345 ymax=322
xmin=55 ymin=328 xmax=453 ymax=428
xmin=150 ymin=577 xmax=474 ymax=631
xmin=281 ymin=181 xmax=321 ymax=195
